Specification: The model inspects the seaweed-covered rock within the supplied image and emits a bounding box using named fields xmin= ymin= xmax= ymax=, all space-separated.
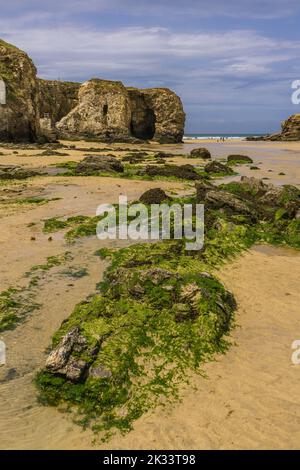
xmin=0 ymin=164 xmax=37 ymax=180
xmin=205 ymin=189 xmax=254 ymax=216
xmin=190 ymin=148 xmax=211 ymax=159
xmin=153 ymin=151 xmax=174 ymax=159
xmin=195 ymin=180 xmax=215 ymax=201
xmin=139 ymin=188 xmax=170 ymax=204
xmin=45 ymin=327 xmax=91 ymax=382
xmin=239 ymin=176 xmax=269 ymax=196
xmin=227 ymin=154 xmax=253 ymax=164
xmin=204 ymin=161 xmax=233 ymax=175
xmin=75 ymin=155 xmax=124 ymax=175
xmin=145 ymin=164 xmax=202 ymax=180
xmin=260 ymin=185 xmax=300 ymax=207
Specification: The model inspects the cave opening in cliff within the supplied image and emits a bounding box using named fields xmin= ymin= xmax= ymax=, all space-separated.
xmin=130 ymin=108 xmax=156 ymax=140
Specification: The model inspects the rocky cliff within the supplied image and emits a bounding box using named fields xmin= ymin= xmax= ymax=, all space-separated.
xmin=0 ymin=39 xmax=41 ymax=142
xmin=56 ymin=80 xmax=185 ymax=143
xmin=38 ymin=79 xmax=80 ymax=124
xmin=127 ymin=87 xmax=185 ymax=143
xmin=56 ymin=79 xmax=132 ymax=141
xmin=266 ymin=114 xmax=300 ymax=141
xmin=0 ymin=39 xmax=185 ymax=143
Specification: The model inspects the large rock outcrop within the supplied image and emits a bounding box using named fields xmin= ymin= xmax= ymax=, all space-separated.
xmin=56 ymin=79 xmax=132 ymax=141
xmin=248 ymin=114 xmax=300 ymax=141
xmin=38 ymin=79 xmax=80 ymax=124
xmin=127 ymin=87 xmax=185 ymax=143
xmin=268 ymin=114 xmax=300 ymax=141
xmin=56 ymin=81 xmax=185 ymax=143
xmin=0 ymin=39 xmax=41 ymax=142
xmin=0 ymin=38 xmax=185 ymax=143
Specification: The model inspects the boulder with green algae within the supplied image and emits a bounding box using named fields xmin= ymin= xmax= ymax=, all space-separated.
xmin=227 ymin=154 xmax=253 ymax=164
xmin=75 ymin=155 xmax=124 ymax=175
xmin=139 ymin=188 xmax=170 ymax=204
xmin=190 ymin=148 xmax=211 ymax=159
xmin=204 ymin=160 xmax=234 ymax=175
xmin=144 ymin=164 xmax=202 ymax=180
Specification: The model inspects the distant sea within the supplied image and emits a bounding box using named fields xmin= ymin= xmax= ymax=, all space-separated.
xmin=183 ymin=133 xmax=265 ymax=140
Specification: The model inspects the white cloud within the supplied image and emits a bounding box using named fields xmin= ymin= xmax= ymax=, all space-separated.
xmin=1 ymin=12 xmax=299 ymax=132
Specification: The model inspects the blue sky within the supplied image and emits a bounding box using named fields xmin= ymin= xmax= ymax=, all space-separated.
xmin=1 ymin=0 xmax=300 ymax=133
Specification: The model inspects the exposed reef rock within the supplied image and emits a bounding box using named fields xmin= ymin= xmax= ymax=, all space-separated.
xmin=0 ymin=39 xmax=185 ymax=143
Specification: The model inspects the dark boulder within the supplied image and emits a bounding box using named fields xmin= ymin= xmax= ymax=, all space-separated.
xmin=195 ymin=180 xmax=215 ymax=202
xmin=75 ymin=155 xmax=124 ymax=175
xmin=227 ymin=154 xmax=253 ymax=164
xmin=0 ymin=164 xmax=37 ymax=180
xmin=139 ymin=188 xmax=170 ymax=204
xmin=205 ymin=190 xmax=254 ymax=216
xmin=204 ymin=161 xmax=233 ymax=175
xmin=145 ymin=164 xmax=202 ymax=180
xmin=190 ymin=148 xmax=211 ymax=159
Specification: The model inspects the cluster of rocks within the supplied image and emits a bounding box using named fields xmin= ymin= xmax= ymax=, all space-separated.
xmin=196 ymin=176 xmax=300 ymax=222
xmin=0 ymin=39 xmax=185 ymax=144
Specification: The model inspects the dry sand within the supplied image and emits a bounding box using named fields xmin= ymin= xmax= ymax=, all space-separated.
xmin=0 ymin=139 xmax=299 ymax=449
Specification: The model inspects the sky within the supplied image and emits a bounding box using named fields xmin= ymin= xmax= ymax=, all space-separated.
xmin=1 ymin=0 xmax=300 ymax=133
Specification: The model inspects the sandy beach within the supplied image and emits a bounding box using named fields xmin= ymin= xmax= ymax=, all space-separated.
xmin=0 ymin=139 xmax=299 ymax=449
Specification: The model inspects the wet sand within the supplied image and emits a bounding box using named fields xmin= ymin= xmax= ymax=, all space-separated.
xmin=0 ymin=139 xmax=299 ymax=449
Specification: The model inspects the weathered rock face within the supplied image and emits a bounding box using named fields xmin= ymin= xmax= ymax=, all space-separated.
xmin=0 ymin=39 xmax=185 ymax=143
xmin=0 ymin=39 xmax=40 ymax=142
xmin=264 ymin=114 xmax=300 ymax=141
xmin=56 ymin=81 xmax=185 ymax=143
xmin=131 ymin=87 xmax=185 ymax=143
xmin=56 ymin=79 xmax=133 ymax=141
xmin=38 ymin=79 xmax=80 ymax=124
xmin=127 ymin=88 xmax=156 ymax=140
